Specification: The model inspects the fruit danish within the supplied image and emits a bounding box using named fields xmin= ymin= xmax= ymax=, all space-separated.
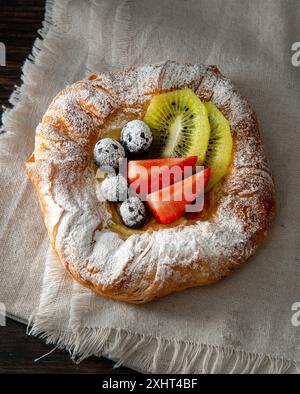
xmin=26 ymin=61 xmax=275 ymax=303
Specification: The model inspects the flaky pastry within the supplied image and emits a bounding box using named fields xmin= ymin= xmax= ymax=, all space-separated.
xmin=26 ymin=61 xmax=275 ymax=303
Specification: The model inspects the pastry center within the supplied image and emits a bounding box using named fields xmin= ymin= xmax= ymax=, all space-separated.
xmin=94 ymin=89 xmax=233 ymax=239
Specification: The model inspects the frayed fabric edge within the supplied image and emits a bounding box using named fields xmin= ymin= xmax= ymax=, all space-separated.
xmin=0 ymin=0 xmax=69 ymax=160
xmin=27 ymin=320 xmax=300 ymax=374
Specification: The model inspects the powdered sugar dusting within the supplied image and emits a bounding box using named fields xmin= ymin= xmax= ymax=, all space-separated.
xmin=26 ymin=61 xmax=275 ymax=303
xmin=212 ymin=76 xmax=234 ymax=107
xmin=94 ymin=138 xmax=125 ymax=170
xmin=101 ymin=174 xmax=128 ymax=202
xmin=211 ymin=75 xmax=253 ymax=128
xmin=119 ymin=196 xmax=146 ymax=228
xmin=160 ymin=62 xmax=206 ymax=91
xmin=196 ymin=66 xmax=219 ymax=101
xmin=121 ymin=119 xmax=152 ymax=153
xmin=92 ymin=63 xmax=165 ymax=106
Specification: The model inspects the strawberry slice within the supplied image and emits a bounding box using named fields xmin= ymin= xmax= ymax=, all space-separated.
xmin=128 ymin=156 xmax=197 ymax=195
xmin=146 ymin=167 xmax=211 ymax=224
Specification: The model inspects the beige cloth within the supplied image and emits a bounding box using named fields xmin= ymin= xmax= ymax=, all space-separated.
xmin=1 ymin=0 xmax=300 ymax=373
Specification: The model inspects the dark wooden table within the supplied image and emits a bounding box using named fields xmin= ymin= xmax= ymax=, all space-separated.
xmin=0 ymin=0 xmax=136 ymax=374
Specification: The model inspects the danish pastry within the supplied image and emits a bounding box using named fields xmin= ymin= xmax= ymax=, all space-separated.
xmin=26 ymin=61 xmax=275 ymax=303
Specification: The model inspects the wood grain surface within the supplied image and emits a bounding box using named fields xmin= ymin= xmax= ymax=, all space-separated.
xmin=0 ymin=0 xmax=137 ymax=374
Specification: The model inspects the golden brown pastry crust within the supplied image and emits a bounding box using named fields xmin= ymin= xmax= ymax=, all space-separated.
xmin=26 ymin=61 xmax=275 ymax=303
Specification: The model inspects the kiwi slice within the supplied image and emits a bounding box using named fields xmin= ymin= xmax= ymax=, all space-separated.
xmin=203 ymin=101 xmax=233 ymax=191
xmin=143 ymin=89 xmax=210 ymax=164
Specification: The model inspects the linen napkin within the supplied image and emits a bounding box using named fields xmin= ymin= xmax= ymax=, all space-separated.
xmin=1 ymin=0 xmax=300 ymax=373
